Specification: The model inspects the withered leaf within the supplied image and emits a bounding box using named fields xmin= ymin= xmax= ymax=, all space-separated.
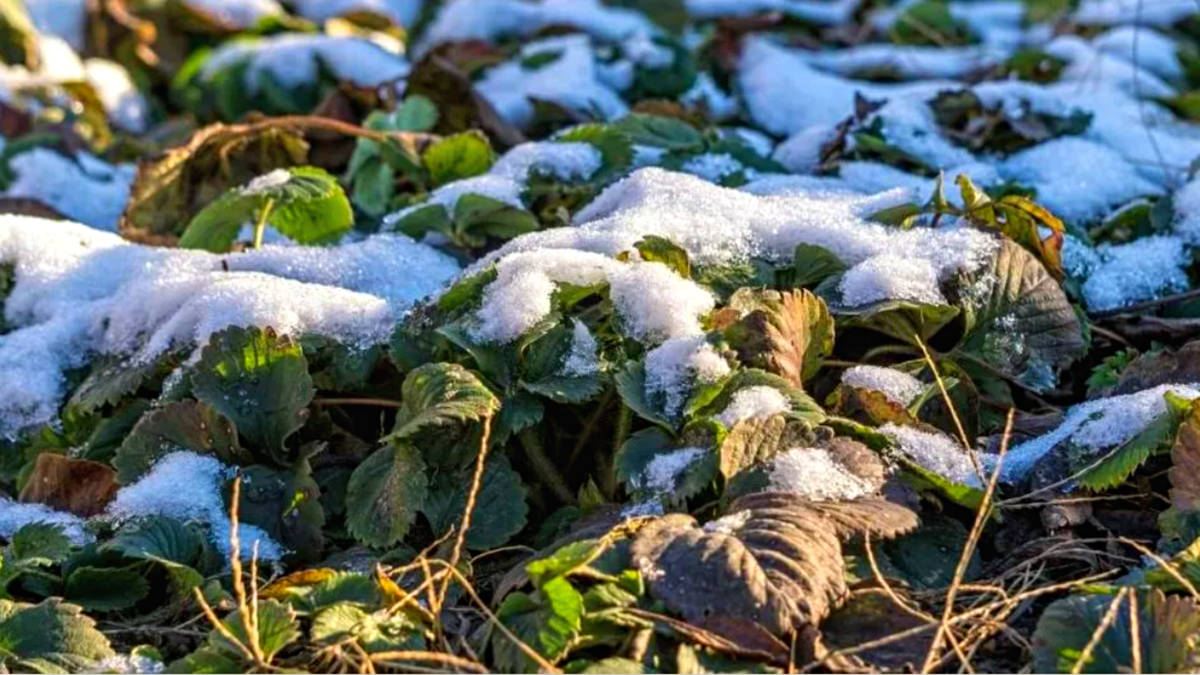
xmin=722 ymin=288 xmax=834 ymax=388
xmin=630 ymin=492 xmax=918 ymax=637
xmin=19 ymin=454 xmax=119 ymax=517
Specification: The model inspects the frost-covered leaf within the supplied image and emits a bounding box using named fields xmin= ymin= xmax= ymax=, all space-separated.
xmin=120 ymin=123 xmax=309 ymax=241
xmin=180 ymin=166 xmax=352 ymax=251
xmin=64 ymin=566 xmax=151 ymax=611
xmin=1032 ymin=590 xmax=1200 ymax=673
xmin=630 ymin=492 xmax=918 ymax=636
xmin=955 ymin=240 xmax=1085 ymax=391
xmin=519 ymin=320 xmax=605 ymax=405
xmin=557 ymin=123 xmax=633 ymax=178
xmin=615 ymin=427 xmax=719 ymax=503
xmin=66 ymin=352 xmax=180 ymax=417
xmin=422 ymin=454 xmax=528 ymax=550
xmin=389 ymin=363 xmax=499 ymax=443
xmin=0 ymin=598 xmax=115 ymax=669
xmin=493 ymin=576 xmax=584 ymax=672
xmin=192 ymin=325 xmax=314 ymax=461
xmin=422 ymin=131 xmax=495 ymax=187
xmin=1077 ymin=403 xmax=1181 ymax=491
xmin=717 ymin=414 xmax=819 ymax=481
xmin=345 ymin=444 xmax=428 ymax=548
xmin=721 ymin=289 xmax=834 ymax=387
xmin=934 ymin=94 xmax=1090 ymax=156
xmin=113 ymin=400 xmax=246 ymax=483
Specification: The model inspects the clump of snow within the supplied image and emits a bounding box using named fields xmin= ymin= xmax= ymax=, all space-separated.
xmin=1173 ymin=176 xmax=1200 ymax=246
xmin=842 ymin=365 xmax=925 ymax=406
xmin=715 ymin=386 xmax=791 ymax=428
xmin=703 ymin=509 xmax=752 ymax=534
xmin=633 ymin=447 xmax=706 ymax=492
xmin=681 ymin=153 xmax=745 ymax=183
xmin=200 ymin=34 xmax=409 ymax=92
xmin=622 ymin=33 xmax=674 ymax=69
xmin=96 ymin=653 xmax=165 ymax=674
xmin=0 ymin=498 xmax=91 ymax=546
xmin=3 ymin=149 xmax=135 ymax=232
xmin=1072 ymin=0 xmax=1197 ymax=26
xmin=773 ymin=125 xmax=838 ymax=174
xmin=882 ymin=423 xmax=984 ymax=488
xmin=291 ymin=0 xmax=423 ymax=26
xmin=1081 ymin=236 xmax=1190 ymax=311
xmin=681 ymin=73 xmax=739 ymax=122
xmin=838 ymin=254 xmax=945 ymax=307
xmin=687 ymin=0 xmax=862 ymax=26
xmin=491 ymin=142 xmax=603 ymax=184
xmin=768 ymin=447 xmax=877 ymax=501
xmin=418 ymin=0 xmax=657 ymax=52
xmin=1001 ymin=384 xmax=1200 ymax=481
xmin=107 ymin=452 xmax=283 ymax=562
xmin=561 ymin=319 xmax=601 ymax=377
xmin=801 ymin=44 xmax=1002 ymax=80
xmin=644 ymin=336 xmax=731 ymax=420
xmin=470 ymin=249 xmax=714 ymax=345
xmin=83 ymin=59 xmax=150 ymax=134
xmin=476 ymin=35 xmax=628 ymax=129
xmin=239 ymin=169 xmax=292 ymax=196
xmin=0 ymin=218 xmax=458 ymax=437
xmin=1091 ymin=26 xmax=1183 ymax=81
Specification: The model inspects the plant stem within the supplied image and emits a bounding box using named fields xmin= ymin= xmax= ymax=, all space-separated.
xmin=251 ymin=198 xmax=275 ymax=250
xmin=518 ymin=429 xmax=576 ymax=505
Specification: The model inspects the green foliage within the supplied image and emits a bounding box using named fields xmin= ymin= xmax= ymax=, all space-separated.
xmin=422 ymin=131 xmax=496 ymax=187
xmin=494 ymin=577 xmax=585 ymax=672
xmin=179 ymin=167 xmax=353 ymax=251
xmin=0 ymin=598 xmax=115 ymax=670
xmin=345 ymin=443 xmax=428 ymax=548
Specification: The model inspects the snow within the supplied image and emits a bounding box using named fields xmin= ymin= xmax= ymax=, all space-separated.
xmin=0 ymin=498 xmax=91 ymax=547
xmin=644 ymin=336 xmax=731 ymax=420
xmin=842 ymin=365 xmax=925 ymax=406
xmin=773 ymin=126 xmax=839 ymax=174
xmin=680 ymin=73 xmax=739 ymax=122
xmin=27 ymin=0 xmax=87 ymax=52
xmin=96 ymin=654 xmax=164 ymax=674
xmin=622 ymin=34 xmax=674 ymax=69
xmin=490 ymin=142 xmax=603 ymax=184
xmin=0 ymin=218 xmax=458 ymax=437
xmin=290 ymin=0 xmax=423 ymax=26
xmin=200 ymin=34 xmax=409 ymax=92
xmin=1175 ymin=176 xmax=1200 ymax=246
xmin=561 ymin=319 xmax=601 ymax=377
xmin=470 ymin=248 xmax=714 ymax=345
xmin=768 ymin=447 xmax=877 ymax=501
xmin=633 ymin=447 xmax=706 ymax=492
xmin=1001 ymin=384 xmax=1200 ymax=481
xmin=715 ymin=386 xmax=791 ymax=428
xmin=3 ymin=149 xmax=136 ymax=232
xmin=703 ymin=509 xmax=752 ymax=534
xmin=999 ymin=138 xmax=1161 ymax=225
xmin=476 ymin=35 xmax=629 ymax=129
xmin=882 ymin=423 xmax=984 ymax=488
xmin=680 ymin=153 xmax=745 ymax=183
xmin=687 ymin=0 xmax=862 ymax=25
xmin=802 ymin=45 xmax=1003 ymax=80
xmin=418 ymin=0 xmax=657 ymax=53
xmin=1072 ymin=0 xmax=1198 ymax=26
xmin=838 ymin=253 xmax=946 ymax=307
xmin=240 ymin=169 xmax=292 ymax=196
xmin=83 ymin=59 xmax=151 ymax=134
xmin=107 ymin=452 xmax=283 ymax=562
xmin=1091 ymin=26 xmax=1184 ymax=82
xmin=181 ymin=0 xmax=284 ymax=27
xmin=1081 ymin=236 xmax=1190 ymax=311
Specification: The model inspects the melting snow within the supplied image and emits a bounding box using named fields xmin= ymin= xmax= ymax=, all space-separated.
xmin=715 ymin=386 xmax=791 ymax=428
xmin=768 ymin=447 xmax=877 ymax=501
xmin=0 ymin=498 xmax=91 ymax=546
xmin=4 ymin=149 xmax=136 ymax=232
xmin=1081 ymin=236 xmax=1190 ymax=311
xmin=842 ymin=365 xmax=925 ymax=406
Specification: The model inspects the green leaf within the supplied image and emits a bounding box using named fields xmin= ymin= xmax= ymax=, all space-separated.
xmin=1032 ymin=590 xmax=1200 ymax=673
xmin=211 ymin=599 xmax=299 ymax=664
xmin=392 ymin=95 xmax=440 ymax=132
xmin=10 ymin=525 xmax=71 ymax=567
xmin=898 ymin=457 xmax=988 ymax=512
xmin=179 ymin=167 xmax=353 ymax=252
xmin=113 ymin=400 xmax=247 ymax=483
xmin=345 ymin=444 xmax=428 ymax=548
xmin=389 ymin=363 xmax=499 ymax=442
xmin=423 ymin=131 xmax=495 ymax=187
xmin=422 ymin=454 xmax=528 ymax=550
xmin=614 ymin=362 xmax=673 ymax=429
xmin=792 ymin=244 xmax=848 ymax=289
xmin=453 ymin=194 xmax=540 ymax=245
xmin=633 ymin=235 xmax=690 ymax=278
xmin=0 ymin=598 xmax=115 ymax=668
xmin=103 ymin=517 xmax=206 ymax=597
xmin=557 ymin=124 xmax=634 ymax=178
xmin=721 ymin=288 xmax=834 ymax=387
xmin=1077 ymin=407 xmax=1180 ymax=491
xmin=613 ymin=114 xmax=703 ymax=151
xmin=890 ymin=1 xmax=973 ymax=46
xmin=881 ymin=515 xmax=980 ymax=590
xmin=494 ymin=577 xmax=584 ymax=672
xmin=235 ymin=462 xmax=326 ymax=562
xmin=519 ymin=320 xmax=605 ymax=405
xmin=614 ymin=427 xmax=718 ymax=503
xmin=309 ymin=603 xmax=426 ymax=653
xmin=64 ymin=566 xmax=151 ymax=612
xmin=192 ymin=325 xmax=314 ymax=461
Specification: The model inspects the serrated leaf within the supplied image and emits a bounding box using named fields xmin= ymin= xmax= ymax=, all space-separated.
xmin=18 ymin=454 xmax=118 ymax=518
xmin=211 ymin=599 xmax=299 ymax=664
xmin=64 ymin=566 xmax=151 ymax=611
xmin=192 ymin=325 xmax=314 ymax=461
xmin=613 ymin=114 xmax=703 ymax=151
xmin=792 ymin=243 xmax=848 ymax=289
xmin=392 ymin=95 xmax=440 ymax=132
xmin=103 ymin=516 xmax=205 ymax=584
xmin=9 ymin=524 xmax=71 ymax=567
xmin=717 ymin=414 xmax=819 ymax=481
xmin=0 ymin=598 xmax=115 ymax=668
xmin=423 ymin=131 xmax=495 ymax=187
xmin=722 ymin=288 xmax=834 ymax=387
xmin=955 ymin=240 xmax=1085 ymax=392
xmin=634 ymin=235 xmax=690 ymax=278
xmin=345 ymin=444 xmax=428 ymax=548
xmin=453 ymin=193 xmax=540 ymax=245
xmin=389 ymin=363 xmax=499 ymax=442
xmin=882 ymin=515 xmax=980 ymax=590
xmin=113 ymin=400 xmax=246 ymax=483
xmin=615 ymin=427 xmax=718 ymax=503
xmin=494 ymin=577 xmax=584 ymax=672
xmin=556 ymin=123 xmax=633 ymax=178
xmin=1077 ymin=405 xmax=1179 ymax=491
xmin=235 ymin=461 xmax=325 ymax=562
xmin=310 ymin=603 xmax=426 ymax=653
xmin=630 ymin=492 xmax=917 ymax=636
xmin=1032 ymin=590 xmax=1200 ymax=673
xmin=422 ymin=454 xmax=528 ymax=550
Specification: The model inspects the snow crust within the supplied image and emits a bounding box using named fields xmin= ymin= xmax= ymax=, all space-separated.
xmin=842 ymin=365 xmax=925 ymax=406
xmin=768 ymin=447 xmax=877 ymax=500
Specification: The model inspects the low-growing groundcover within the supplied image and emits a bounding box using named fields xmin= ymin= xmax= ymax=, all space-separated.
xmin=5 ymin=0 xmax=1200 ymax=673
